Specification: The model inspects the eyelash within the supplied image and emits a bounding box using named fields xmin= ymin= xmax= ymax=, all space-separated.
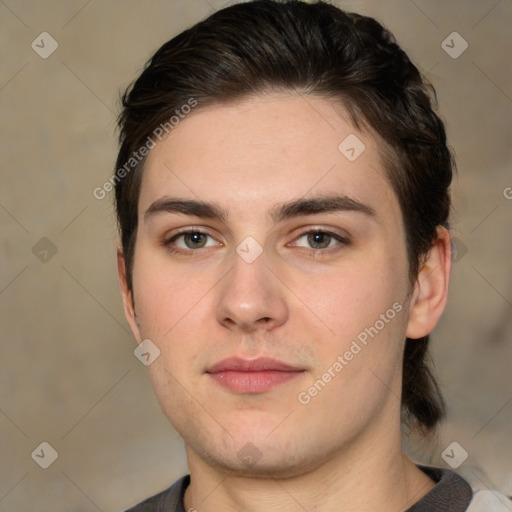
xmin=163 ymin=228 xmax=350 ymax=257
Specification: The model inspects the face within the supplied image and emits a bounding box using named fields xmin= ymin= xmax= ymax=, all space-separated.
xmin=121 ymin=93 xmax=418 ymax=478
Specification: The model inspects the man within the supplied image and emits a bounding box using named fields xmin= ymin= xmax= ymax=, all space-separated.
xmin=115 ymin=1 xmax=478 ymax=510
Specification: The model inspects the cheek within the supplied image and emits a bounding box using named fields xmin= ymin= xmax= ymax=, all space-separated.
xmin=295 ymin=265 xmax=406 ymax=436
xmin=130 ymin=247 xmax=219 ymax=391
xmin=131 ymin=247 xmax=212 ymax=338
xmin=291 ymin=249 xmax=408 ymax=405
xmin=289 ymin=254 xmax=404 ymax=347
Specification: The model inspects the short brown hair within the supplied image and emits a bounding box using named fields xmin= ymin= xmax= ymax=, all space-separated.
xmin=115 ymin=0 xmax=453 ymax=434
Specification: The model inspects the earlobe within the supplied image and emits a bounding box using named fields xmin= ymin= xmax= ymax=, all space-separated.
xmin=117 ymin=247 xmax=142 ymax=343
xmin=405 ymin=226 xmax=452 ymax=339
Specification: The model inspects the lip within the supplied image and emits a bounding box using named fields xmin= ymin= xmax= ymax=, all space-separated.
xmin=206 ymin=357 xmax=305 ymax=393
xmin=207 ymin=356 xmax=302 ymax=373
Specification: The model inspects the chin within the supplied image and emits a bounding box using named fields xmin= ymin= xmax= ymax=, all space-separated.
xmin=204 ymin=446 xmax=319 ymax=479
xmin=188 ymin=426 xmax=324 ymax=479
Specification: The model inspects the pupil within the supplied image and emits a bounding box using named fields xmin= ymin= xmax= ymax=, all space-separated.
xmin=187 ymin=232 xmax=205 ymax=248
xmin=309 ymin=232 xmax=330 ymax=248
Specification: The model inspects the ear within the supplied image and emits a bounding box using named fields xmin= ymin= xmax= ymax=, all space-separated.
xmin=117 ymin=247 xmax=142 ymax=343
xmin=406 ymin=226 xmax=452 ymax=339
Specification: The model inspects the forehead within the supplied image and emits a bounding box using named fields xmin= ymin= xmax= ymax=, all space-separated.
xmin=139 ymin=93 xmax=400 ymax=226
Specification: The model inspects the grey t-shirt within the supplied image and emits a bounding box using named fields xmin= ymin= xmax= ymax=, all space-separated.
xmin=125 ymin=464 xmax=473 ymax=511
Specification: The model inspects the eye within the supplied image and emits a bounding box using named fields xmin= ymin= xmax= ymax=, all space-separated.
xmin=163 ymin=228 xmax=349 ymax=256
xmin=293 ymin=229 xmax=349 ymax=253
xmin=164 ymin=230 xmax=219 ymax=253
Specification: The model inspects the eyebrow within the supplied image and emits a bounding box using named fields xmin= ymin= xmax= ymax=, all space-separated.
xmin=144 ymin=194 xmax=376 ymax=224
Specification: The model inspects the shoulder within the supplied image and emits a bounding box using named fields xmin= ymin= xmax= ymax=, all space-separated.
xmin=123 ymin=474 xmax=190 ymax=512
xmin=409 ymin=465 xmax=473 ymax=511
xmin=413 ymin=465 xmax=512 ymax=512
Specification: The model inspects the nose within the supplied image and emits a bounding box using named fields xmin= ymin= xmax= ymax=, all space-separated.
xmin=215 ymin=245 xmax=289 ymax=333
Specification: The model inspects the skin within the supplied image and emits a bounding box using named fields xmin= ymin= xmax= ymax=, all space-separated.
xmin=118 ymin=92 xmax=452 ymax=511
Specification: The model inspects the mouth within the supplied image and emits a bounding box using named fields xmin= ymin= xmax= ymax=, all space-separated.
xmin=206 ymin=356 xmax=305 ymax=393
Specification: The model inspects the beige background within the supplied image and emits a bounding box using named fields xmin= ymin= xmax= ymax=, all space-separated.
xmin=1 ymin=0 xmax=511 ymax=510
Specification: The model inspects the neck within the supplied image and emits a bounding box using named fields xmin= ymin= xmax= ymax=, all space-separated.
xmin=183 ymin=421 xmax=435 ymax=512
